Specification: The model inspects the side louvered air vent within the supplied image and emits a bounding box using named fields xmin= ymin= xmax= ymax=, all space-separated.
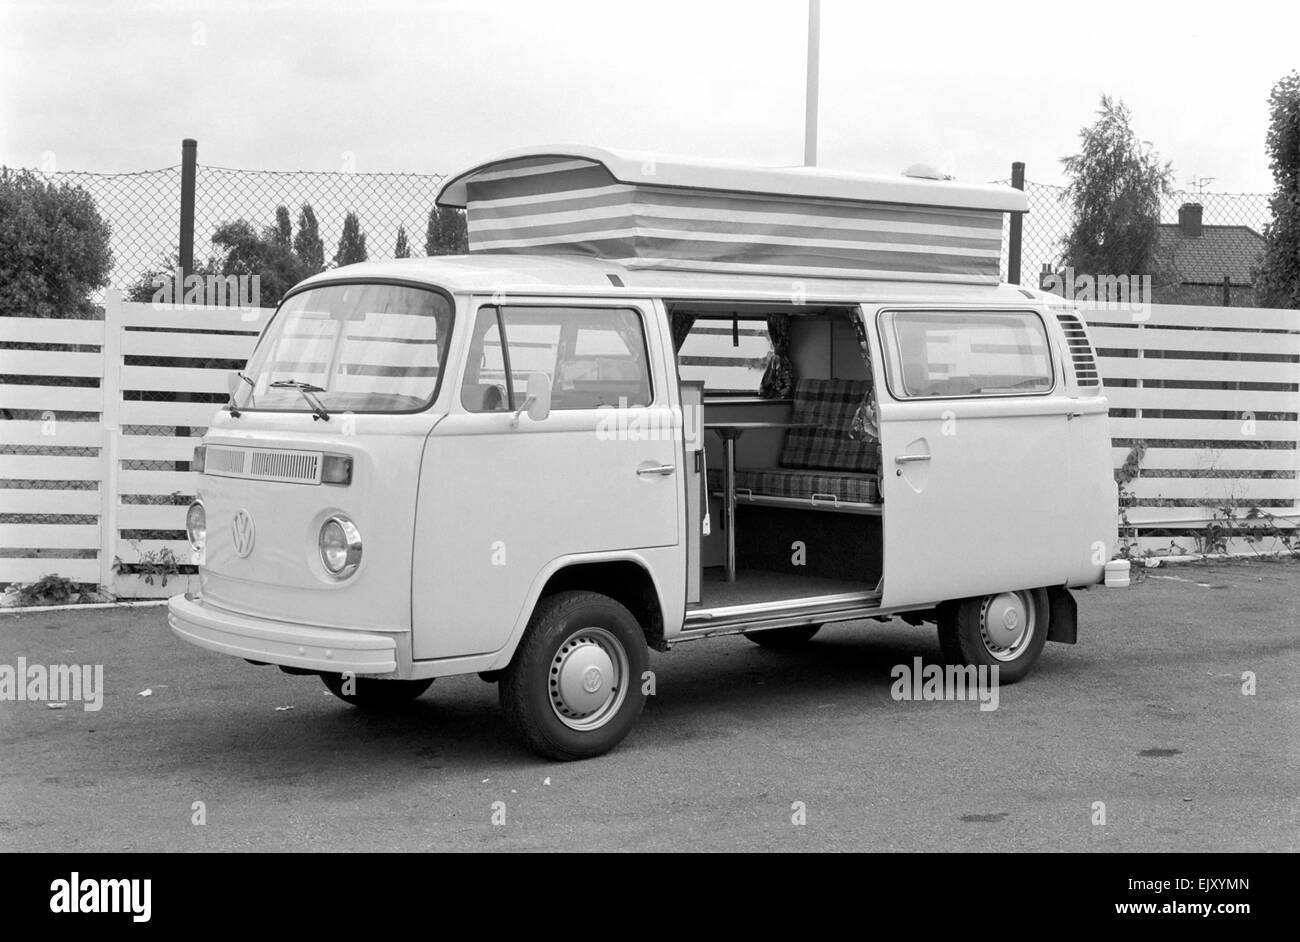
xmin=202 ymin=447 xmax=322 ymax=484
xmin=1057 ymin=313 xmax=1101 ymax=387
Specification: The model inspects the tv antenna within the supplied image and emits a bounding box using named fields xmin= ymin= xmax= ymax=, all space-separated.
xmin=1188 ymin=176 xmax=1215 ymax=195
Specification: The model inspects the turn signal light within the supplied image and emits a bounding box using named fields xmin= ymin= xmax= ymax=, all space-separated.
xmin=321 ymin=453 xmax=353 ymax=486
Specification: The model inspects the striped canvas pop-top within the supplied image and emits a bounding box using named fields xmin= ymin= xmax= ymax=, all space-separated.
xmin=436 ymin=146 xmax=1026 ymax=285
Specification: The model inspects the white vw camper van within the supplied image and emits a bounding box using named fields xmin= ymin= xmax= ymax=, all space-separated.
xmin=169 ymin=147 xmax=1117 ymax=760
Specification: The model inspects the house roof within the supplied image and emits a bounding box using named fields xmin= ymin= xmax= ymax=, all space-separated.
xmin=1156 ymin=223 xmax=1265 ymax=286
xmin=436 ymin=144 xmax=1028 ymax=212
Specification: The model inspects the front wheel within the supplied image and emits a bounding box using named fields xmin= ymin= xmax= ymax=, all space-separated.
xmin=320 ymin=673 xmax=433 ymax=709
xmin=936 ymin=588 xmax=1048 ymax=684
xmin=500 ymin=591 xmax=649 ymax=761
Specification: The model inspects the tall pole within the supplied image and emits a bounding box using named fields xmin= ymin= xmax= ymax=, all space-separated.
xmin=179 ymin=138 xmax=197 ymax=290
xmin=1008 ymin=160 xmax=1025 ymax=285
xmin=804 ymin=0 xmax=820 ymax=166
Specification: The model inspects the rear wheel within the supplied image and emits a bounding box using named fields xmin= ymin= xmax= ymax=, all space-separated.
xmin=500 ymin=590 xmax=649 ymax=761
xmin=936 ymin=589 xmax=1048 ymax=684
xmin=743 ymin=624 xmax=822 ymax=648
xmin=320 ymin=673 xmax=433 ymax=709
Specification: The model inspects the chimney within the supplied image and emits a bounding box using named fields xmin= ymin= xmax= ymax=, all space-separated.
xmin=1178 ymin=202 xmax=1203 ymax=237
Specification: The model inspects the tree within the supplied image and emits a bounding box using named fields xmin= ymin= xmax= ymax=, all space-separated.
xmin=211 ymin=219 xmax=306 ymax=306
xmin=424 ymin=206 xmax=468 ymax=255
xmin=0 ymin=168 xmax=113 ymax=317
xmin=1255 ymin=70 xmax=1300 ymax=309
xmin=394 ymin=225 xmax=410 ymax=258
xmin=293 ymin=203 xmax=325 ymax=274
xmin=124 ymin=251 xmax=218 ymax=303
xmin=127 ymin=209 xmax=310 ymax=308
xmin=441 ymin=207 xmax=468 ymax=253
xmin=335 ymin=211 xmax=368 ymax=267
xmin=1060 ymin=96 xmax=1173 ymax=281
xmin=273 ymin=205 xmax=292 ymax=248
xmin=424 ymin=206 xmax=442 ymax=256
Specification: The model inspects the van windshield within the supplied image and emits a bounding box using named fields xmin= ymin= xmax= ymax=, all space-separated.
xmin=234 ymin=283 xmax=453 ymax=413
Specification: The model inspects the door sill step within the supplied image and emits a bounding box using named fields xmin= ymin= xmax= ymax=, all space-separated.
xmin=680 ymin=590 xmax=888 ymax=638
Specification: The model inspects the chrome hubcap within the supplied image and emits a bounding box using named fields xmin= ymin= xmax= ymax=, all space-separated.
xmin=549 ymin=627 xmax=628 ymax=731
xmin=979 ymin=591 xmax=1035 ymax=661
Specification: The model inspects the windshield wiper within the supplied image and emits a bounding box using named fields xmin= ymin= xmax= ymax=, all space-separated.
xmin=269 ymin=379 xmax=331 ymax=421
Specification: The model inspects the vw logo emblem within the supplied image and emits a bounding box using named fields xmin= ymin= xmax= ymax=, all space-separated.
xmin=231 ymin=509 xmax=256 ymax=558
xmin=581 ymin=666 xmax=603 ymax=694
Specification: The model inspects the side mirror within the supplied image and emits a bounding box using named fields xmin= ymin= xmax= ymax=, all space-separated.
xmin=525 ymin=372 xmax=551 ymax=421
xmin=512 ymin=372 xmax=551 ymax=428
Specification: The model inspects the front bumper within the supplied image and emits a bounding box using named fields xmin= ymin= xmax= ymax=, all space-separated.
xmin=168 ymin=594 xmax=398 ymax=675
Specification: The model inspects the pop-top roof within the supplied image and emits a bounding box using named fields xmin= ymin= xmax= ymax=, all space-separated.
xmin=437 ymin=145 xmax=1026 ymax=212
xmin=435 ymin=145 xmax=1025 ymax=284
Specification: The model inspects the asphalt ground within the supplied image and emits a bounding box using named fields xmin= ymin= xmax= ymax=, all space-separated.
xmin=1 ymin=558 xmax=1296 ymax=852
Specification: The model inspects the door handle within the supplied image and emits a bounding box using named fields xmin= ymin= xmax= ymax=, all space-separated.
xmin=636 ymin=463 xmax=676 ymax=476
xmin=1067 ymin=411 xmax=1085 ymax=420
xmin=893 ymin=454 xmax=932 ymax=464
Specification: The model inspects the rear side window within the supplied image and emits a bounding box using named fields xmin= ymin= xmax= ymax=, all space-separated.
xmin=676 ymin=316 xmax=772 ymax=395
xmin=879 ymin=310 xmax=1053 ymax=399
xmin=461 ymin=305 xmax=652 ymax=411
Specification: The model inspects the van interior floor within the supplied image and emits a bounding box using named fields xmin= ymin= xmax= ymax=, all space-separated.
xmin=695 ymin=567 xmax=872 ymax=610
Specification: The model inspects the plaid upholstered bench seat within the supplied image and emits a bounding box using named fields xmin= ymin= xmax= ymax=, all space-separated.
xmin=707 ymin=378 xmax=881 ymax=510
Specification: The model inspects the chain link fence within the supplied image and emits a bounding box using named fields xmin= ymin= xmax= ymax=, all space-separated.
xmin=21 ymin=163 xmax=450 ymax=296
xmin=19 ymin=160 xmax=1274 ymax=303
xmin=996 ymin=179 xmax=1273 ymax=303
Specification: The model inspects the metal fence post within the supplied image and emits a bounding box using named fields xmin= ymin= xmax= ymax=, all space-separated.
xmin=1008 ymin=161 xmax=1025 ymax=285
xmin=179 ymin=139 xmax=197 ymax=285
xmin=98 ymin=289 xmax=123 ymax=592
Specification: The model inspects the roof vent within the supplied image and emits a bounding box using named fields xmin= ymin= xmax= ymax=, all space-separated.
xmin=902 ymin=163 xmax=953 ymax=181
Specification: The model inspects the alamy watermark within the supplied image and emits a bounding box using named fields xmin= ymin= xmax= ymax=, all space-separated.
xmin=0 ymin=658 xmax=104 ymax=711
xmin=1040 ymin=267 xmax=1152 ymax=320
xmin=890 ymin=657 xmax=999 ymax=711
xmin=50 ymin=873 xmax=151 ymax=922
xmin=595 ymin=398 xmax=702 ymax=445
xmin=151 ymin=267 xmax=261 ymax=307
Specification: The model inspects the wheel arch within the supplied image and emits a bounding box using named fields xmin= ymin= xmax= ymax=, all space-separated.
xmin=536 ymin=559 xmax=667 ymax=652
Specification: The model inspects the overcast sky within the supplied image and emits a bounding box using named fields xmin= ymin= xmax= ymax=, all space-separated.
xmin=2 ymin=0 xmax=1294 ymax=192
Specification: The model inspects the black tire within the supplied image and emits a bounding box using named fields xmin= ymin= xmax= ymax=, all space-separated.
xmin=743 ymin=624 xmax=822 ymax=648
xmin=320 ymin=673 xmax=433 ymax=709
xmin=500 ymin=590 xmax=649 ymax=761
xmin=936 ymin=588 xmax=1049 ymax=684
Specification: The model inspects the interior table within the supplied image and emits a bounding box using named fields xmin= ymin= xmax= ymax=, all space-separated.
xmin=704 ymin=422 xmax=820 ymax=582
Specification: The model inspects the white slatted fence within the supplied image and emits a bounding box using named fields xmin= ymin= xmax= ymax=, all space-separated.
xmin=1 ymin=292 xmax=270 ymax=597
xmin=1080 ymin=302 xmax=1299 ymax=556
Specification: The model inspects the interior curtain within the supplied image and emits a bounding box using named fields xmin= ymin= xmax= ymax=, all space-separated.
xmin=848 ymin=313 xmax=880 ymax=441
xmin=758 ymin=314 xmax=794 ymax=398
xmin=669 ymin=311 xmax=697 ymax=352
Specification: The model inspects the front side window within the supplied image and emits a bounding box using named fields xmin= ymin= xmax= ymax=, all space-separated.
xmin=235 ymin=282 xmax=452 ymax=412
xmin=461 ymin=305 xmax=652 ymax=412
xmin=879 ymin=310 xmax=1053 ymax=399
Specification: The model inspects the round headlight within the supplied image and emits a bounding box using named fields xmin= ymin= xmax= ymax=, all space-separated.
xmin=319 ymin=515 xmax=362 ymax=577
xmin=185 ymin=501 xmax=206 ymax=549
